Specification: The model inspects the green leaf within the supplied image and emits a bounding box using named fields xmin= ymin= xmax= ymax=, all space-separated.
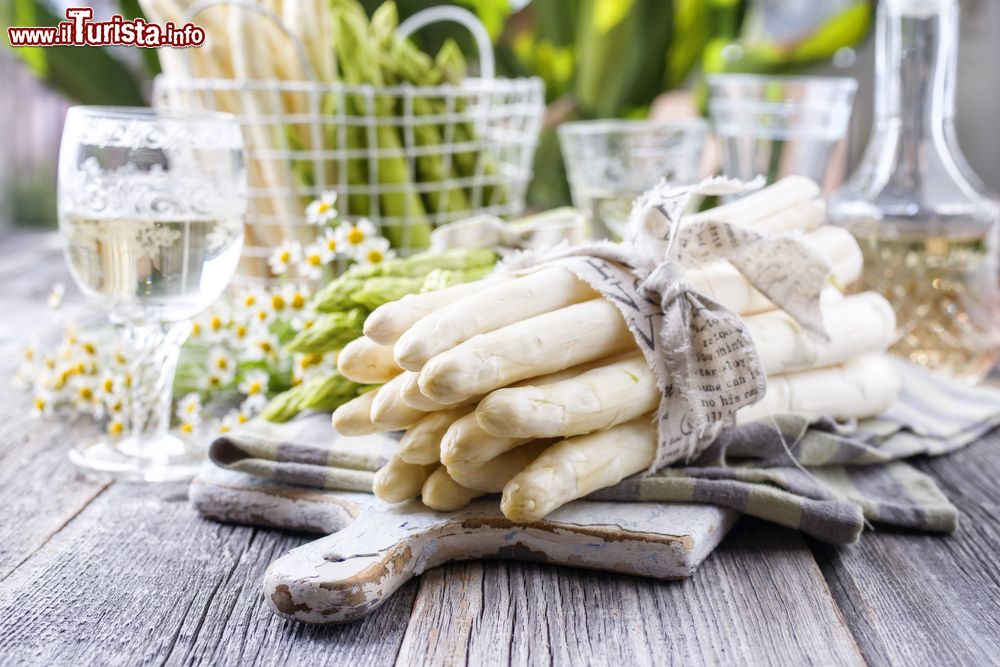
xmin=2 ymin=0 xmax=147 ymax=105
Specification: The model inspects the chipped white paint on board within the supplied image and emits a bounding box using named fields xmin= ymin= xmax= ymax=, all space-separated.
xmin=190 ymin=468 xmax=739 ymax=625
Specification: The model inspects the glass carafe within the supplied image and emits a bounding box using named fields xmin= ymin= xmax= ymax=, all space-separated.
xmin=829 ymin=0 xmax=1000 ymax=382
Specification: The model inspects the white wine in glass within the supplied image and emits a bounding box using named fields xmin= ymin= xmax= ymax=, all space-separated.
xmin=58 ymin=107 xmax=246 ymax=481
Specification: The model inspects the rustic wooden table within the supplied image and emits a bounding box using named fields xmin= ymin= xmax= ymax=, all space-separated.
xmin=1 ymin=232 xmax=998 ymax=666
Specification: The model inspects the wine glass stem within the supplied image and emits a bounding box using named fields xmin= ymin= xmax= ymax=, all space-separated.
xmin=114 ymin=319 xmax=191 ymax=451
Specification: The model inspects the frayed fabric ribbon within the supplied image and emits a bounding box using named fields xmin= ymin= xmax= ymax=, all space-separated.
xmin=504 ymin=177 xmax=832 ymax=471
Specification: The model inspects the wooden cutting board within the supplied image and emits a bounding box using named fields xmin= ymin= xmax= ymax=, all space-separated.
xmin=190 ymin=468 xmax=740 ymax=624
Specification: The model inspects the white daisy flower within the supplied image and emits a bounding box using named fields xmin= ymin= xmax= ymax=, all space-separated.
xmin=334 ymin=218 xmax=378 ymax=256
xmin=106 ymin=417 xmax=126 ymax=439
xmin=238 ymin=369 xmax=269 ymax=397
xmin=47 ymin=283 xmax=65 ymax=310
xmin=205 ymin=347 xmax=237 ymax=388
xmin=176 ymin=393 xmax=203 ymax=423
xmin=216 ymin=411 xmax=240 ymax=434
xmin=299 ymin=242 xmax=326 ymax=280
xmin=96 ymin=372 xmax=123 ymax=400
xmin=317 ymin=227 xmax=340 ymax=262
xmin=246 ymin=330 xmax=280 ymax=362
xmin=290 ymin=305 xmax=319 ymax=332
xmin=355 ymin=237 xmax=395 ymax=266
xmin=292 ymin=352 xmax=329 ymax=385
xmin=70 ymin=376 xmax=101 ymax=418
xmin=267 ymin=240 xmax=302 ymax=276
xmin=30 ymin=390 xmax=54 ymax=418
xmin=305 ymin=191 xmax=338 ymax=226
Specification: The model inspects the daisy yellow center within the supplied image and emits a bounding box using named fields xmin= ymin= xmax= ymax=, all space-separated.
xmin=244 ymin=295 xmax=256 ymax=307
xmin=210 ymin=315 xmax=223 ymax=330
xmin=280 ymin=250 xmax=291 ymax=263
xmin=102 ymin=378 xmax=115 ymax=393
xmin=115 ymin=351 xmax=127 ymax=365
xmin=235 ymin=325 xmax=248 ymax=338
xmin=124 ymin=373 xmax=132 ymax=388
xmin=180 ymin=422 xmax=194 ymax=434
xmin=218 ymin=423 xmax=231 ymax=434
xmin=45 ymin=358 xmax=56 ymax=370
xmin=215 ymin=358 xmax=229 ymax=370
xmin=272 ymin=294 xmax=286 ymax=310
xmin=308 ymin=254 xmax=322 ymax=266
xmin=191 ymin=322 xmax=202 ymax=336
xmin=367 ymin=248 xmax=384 ymax=264
xmin=301 ymin=353 xmax=323 ymax=368
xmin=79 ymin=386 xmax=93 ymax=401
xmin=326 ymin=239 xmax=337 ymax=252
xmin=318 ymin=202 xmax=332 ymax=213
xmin=108 ymin=421 xmax=124 ymax=436
xmin=238 ymin=413 xmax=249 ymax=424
xmin=82 ymin=342 xmax=97 ymax=355
xmin=248 ymin=381 xmax=262 ymax=395
xmin=185 ymin=403 xmax=198 ymax=414
xmin=260 ymin=341 xmax=274 ymax=353
xmin=34 ymin=397 xmax=46 ymax=411
xmin=291 ymin=293 xmax=306 ymax=309
xmin=25 ymin=348 xmax=34 ymax=361
xmin=347 ymin=228 xmax=365 ymax=245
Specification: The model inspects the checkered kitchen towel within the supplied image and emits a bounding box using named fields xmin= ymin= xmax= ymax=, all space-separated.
xmin=208 ymin=360 xmax=1000 ymax=545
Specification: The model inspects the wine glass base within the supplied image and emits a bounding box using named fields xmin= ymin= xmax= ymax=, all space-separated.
xmin=69 ymin=433 xmax=207 ymax=483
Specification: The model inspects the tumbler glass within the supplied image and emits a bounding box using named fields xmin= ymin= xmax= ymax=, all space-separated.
xmin=559 ymin=119 xmax=708 ymax=239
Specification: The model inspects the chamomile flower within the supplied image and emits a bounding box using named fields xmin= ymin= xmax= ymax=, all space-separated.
xmin=30 ymin=390 xmax=54 ymax=418
xmin=299 ymin=242 xmax=327 ymax=280
xmin=292 ymin=352 xmax=328 ymax=385
xmin=96 ymin=372 xmax=122 ymax=401
xmin=107 ymin=417 xmax=126 ymax=438
xmin=268 ymin=239 xmax=302 ymax=276
xmin=205 ymin=347 xmax=237 ymax=388
xmin=355 ymin=237 xmax=395 ymax=266
xmin=48 ymin=282 xmax=65 ymax=310
xmin=246 ymin=330 xmax=280 ymax=362
xmin=317 ymin=227 xmax=340 ymax=262
xmin=334 ymin=218 xmax=378 ymax=256
xmin=290 ymin=305 xmax=319 ymax=332
xmin=70 ymin=377 xmax=101 ymax=418
xmin=216 ymin=411 xmax=239 ymax=434
xmin=176 ymin=393 xmax=202 ymax=424
xmin=305 ymin=191 xmax=338 ymax=226
xmin=238 ymin=369 xmax=269 ymax=397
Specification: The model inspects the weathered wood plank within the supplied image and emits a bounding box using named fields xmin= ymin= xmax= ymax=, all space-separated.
xmin=396 ymin=519 xmax=864 ymax=666
xmin=815 ymin=432 xmax=1000 ymax=665
xmin=0 ymin=482 xmax=417 ymax=666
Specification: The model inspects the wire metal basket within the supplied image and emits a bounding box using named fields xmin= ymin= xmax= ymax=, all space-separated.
xmin=152 ymin=4 xmax=545 ymax=281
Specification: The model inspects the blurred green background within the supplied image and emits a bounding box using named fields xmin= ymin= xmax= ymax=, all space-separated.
xmin=0 ymin=0 xmax=941 ymax=230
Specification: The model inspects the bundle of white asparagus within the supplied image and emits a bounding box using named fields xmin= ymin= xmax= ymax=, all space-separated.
xmin=331 ymin=177 xmax=902 ymax=522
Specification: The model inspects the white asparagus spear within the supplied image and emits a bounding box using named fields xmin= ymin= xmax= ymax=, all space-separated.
xmin=440 ymin=412 xmax=534 ymax=467
xmin=394 ymin=267 xmax=598 ymax=371
xmin=399 ymin=371 xmax=452 ymax=411
xmin=331 ymin=390 xmax=378 ymax=436
xmin=364 ymin=277 xmax=506 ymax=345
xmin=683 ymin=176 xmax=822 ymax=233
xmin=688 ymin=225 xmax=861 ymax=316
xmin=737 ymin=353 xmax=901 ymax=423
xmin=398 ymin=407 xmax=473 ymax=465
xmin=337 ymin=337 xmax=402 ymax=384
xmin=369 ymin=373 xmax=428 ymax=431
xmin=419 ymin=299 xmax=634 ymax=405
xmin=476 ymin=354 xmax=658 ymax=439
xmin=501 ymin=418 xmax=657 ymax=523
xmin=373 ymin=456 xmax=435 ymax=503
xmin=420 ymin=467 xmax=484 ymax=511
xmin=475 ymin=292 xmax=895 ymax=439
xmin=446 ymin=441 xmax=552 ymax=493
xmin=746 ymin=291 xmax=896 ymax=376
xmin=394 ymin=224 xmax=855 ymax=371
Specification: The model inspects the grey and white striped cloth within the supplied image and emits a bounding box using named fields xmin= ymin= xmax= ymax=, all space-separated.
xmin=208 ymin=360 xmax=1000 ymax=545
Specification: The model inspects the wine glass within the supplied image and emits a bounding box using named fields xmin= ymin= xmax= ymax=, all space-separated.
xmin=58 ymin=107 xmax=246 ymax=481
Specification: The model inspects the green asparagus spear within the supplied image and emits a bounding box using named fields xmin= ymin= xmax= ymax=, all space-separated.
xmin=334 ymin=7 xmax=432 ymax=251
xmin=261 ymin=370 xmax=370 ymax=423
xmin=285 ymin=308 xmax=366 ymax=354
xmin=419 ymin=264 xmax=495 ymax=292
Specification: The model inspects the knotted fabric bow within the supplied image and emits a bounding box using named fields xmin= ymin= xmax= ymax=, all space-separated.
xmin=430 ymin=209 xmax=588 ymax=254
xmin=505 ymin=177 xmax=832 ymax=471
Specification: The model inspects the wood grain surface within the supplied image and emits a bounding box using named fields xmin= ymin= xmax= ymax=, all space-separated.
xmin=1 ymin=232 xmax=998 ymax=665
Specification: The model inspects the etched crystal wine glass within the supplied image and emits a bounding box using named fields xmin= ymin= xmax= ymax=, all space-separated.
xmin=58 ymin=107 xmax=246 ymax=481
